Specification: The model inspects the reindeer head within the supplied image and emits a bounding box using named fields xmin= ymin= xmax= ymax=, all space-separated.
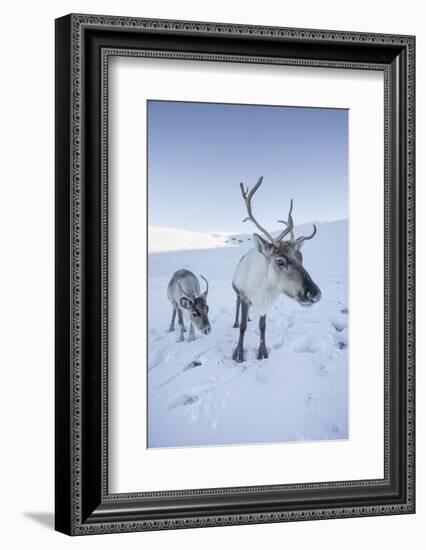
xmin=178 ymin=276 xmax=212 ymax=334
xmin=240 ymin=177 xmax=321 ymax=307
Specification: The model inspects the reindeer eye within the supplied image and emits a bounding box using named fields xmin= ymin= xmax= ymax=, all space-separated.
xmin=192 ymin=311 xmax=199 ymax=319
xmin=275 ymin=257 xmax=287 ymax=268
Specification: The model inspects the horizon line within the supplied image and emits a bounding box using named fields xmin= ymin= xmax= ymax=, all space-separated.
xmin=148 ymin=218 xmax=349 ymax=235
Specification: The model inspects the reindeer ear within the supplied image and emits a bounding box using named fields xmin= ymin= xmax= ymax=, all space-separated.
xmin=295 ymin=240 xmax=304 ymax=251
xmin=180 ymin=297 xmax=192 ymax=310
xmin=253 ymin=233 xmax=274 ymax=257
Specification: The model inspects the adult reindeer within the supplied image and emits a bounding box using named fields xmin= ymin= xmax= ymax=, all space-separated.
xmin=232 ymin=177 xmax=321 ymax=362
xmin=167 ymin=269 xmax=211 ymax=343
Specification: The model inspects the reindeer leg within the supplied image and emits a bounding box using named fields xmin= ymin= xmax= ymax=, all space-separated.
xmin=177 ymin=309 xmax=185 ymax=342
xmin=168 ymin=307 xmax=176 ymax=332
xmin=233 ymin=301 xmax=248 ymax=362
xmin=188 ymin=322 xmax=195 ymax=342
xmin=233 ymin=294 xmax=241 ymax=328
xmin=257 ymin=315 xmax=269 ymax=359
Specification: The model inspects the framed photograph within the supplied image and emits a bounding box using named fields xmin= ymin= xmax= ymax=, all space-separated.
xmin=55 ymin=14 xmax=415 ymax=535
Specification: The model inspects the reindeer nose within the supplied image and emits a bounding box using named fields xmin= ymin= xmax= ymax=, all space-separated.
xmin=204 ymin=325 xmax=211 ymax=335
xmin=306 ymin=287 xmax=321 ymax=303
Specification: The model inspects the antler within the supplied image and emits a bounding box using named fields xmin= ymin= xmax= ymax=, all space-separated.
xmin=295 ymin=224 xmax=317 ymax=244
xmin=240 ymin=177 xmax=295 ymax=247
xmin=240 ymin=177 xmax=276 ymax=243
xmin=277 ymin=219 xmax=295 ymax=241
xmin=273 ymin=199 xmax=294 ymax=245
xmin=277 ymin=221 xmax=317 ymax=244
xmin=199 ymin=275 xmax=209 ymax=298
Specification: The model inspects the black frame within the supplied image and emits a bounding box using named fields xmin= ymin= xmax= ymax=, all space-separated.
xmin=55 ymin=14 xmax=415 ymax=535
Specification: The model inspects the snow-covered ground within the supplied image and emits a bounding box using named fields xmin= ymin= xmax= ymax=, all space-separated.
xmin=147 ymin=220 xmax=348 ymax=448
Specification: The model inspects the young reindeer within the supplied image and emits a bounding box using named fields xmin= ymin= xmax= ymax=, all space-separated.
xmin=167 ymin=269 xmax=211 ymax=343
xmin=232 ymin=177 xmax=321 ymax=363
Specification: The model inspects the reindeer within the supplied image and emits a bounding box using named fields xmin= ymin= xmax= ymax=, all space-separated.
xmin=232 ymin=177 xmax=321 ymax=362
xmin=167 ymin=269 xmax=211 ymax=342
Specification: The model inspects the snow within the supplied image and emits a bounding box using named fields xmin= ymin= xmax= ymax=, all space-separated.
xmin=149 ymin=226 xmax=231 ymax=253
xmin=148 ymin=220 xmax=348 ymax=448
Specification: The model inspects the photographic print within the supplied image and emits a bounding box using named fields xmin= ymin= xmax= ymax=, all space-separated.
xmin=147 ymin=100 xmax=349 ymax=449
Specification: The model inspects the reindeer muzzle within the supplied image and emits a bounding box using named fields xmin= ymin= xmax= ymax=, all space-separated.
xmin=298 ymin=285 xmax=321 ymax=306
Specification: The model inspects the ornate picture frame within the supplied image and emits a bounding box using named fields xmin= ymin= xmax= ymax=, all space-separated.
xmin=55 ymin=13 xmax=415 ymax=535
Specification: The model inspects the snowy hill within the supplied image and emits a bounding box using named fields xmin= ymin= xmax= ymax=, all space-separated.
xmin=149 ymin=226 xmax=231 ymax=253
xmin=147 ymin=220 xmax=348 ymax=448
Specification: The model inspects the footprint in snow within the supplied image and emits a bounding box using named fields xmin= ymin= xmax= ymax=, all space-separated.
xmin=166 ymin=393 xmax=199 ymax=410
xmin=306 ymin=393 xmax=315 ymax=411
xmin=318 ymin=364 xmax=328 ymax=377
xmin=155 ymin=360 xmax=203 ymax=389
xmin=183 ymin=360 xmax=202 ymax=371
xmin=332 ymin=321 xmax=347 ymax=333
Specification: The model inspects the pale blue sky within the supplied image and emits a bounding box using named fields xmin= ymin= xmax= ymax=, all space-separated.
xmin=148 ymin=100 xmax=348 ymax=233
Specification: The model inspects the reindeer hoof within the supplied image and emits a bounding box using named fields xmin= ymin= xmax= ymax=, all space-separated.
xmin=257 ymin=345 xmax=269 ymax=360
xmin=177 ymin=336 xmax=184 ymax=343
xmin=233 ymin=347 xmax=245 ymax=363
xmin=167 ymin=327 xmax=175 ymax=332
xmin=233 ymin=322 xmax=239 ymax=328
